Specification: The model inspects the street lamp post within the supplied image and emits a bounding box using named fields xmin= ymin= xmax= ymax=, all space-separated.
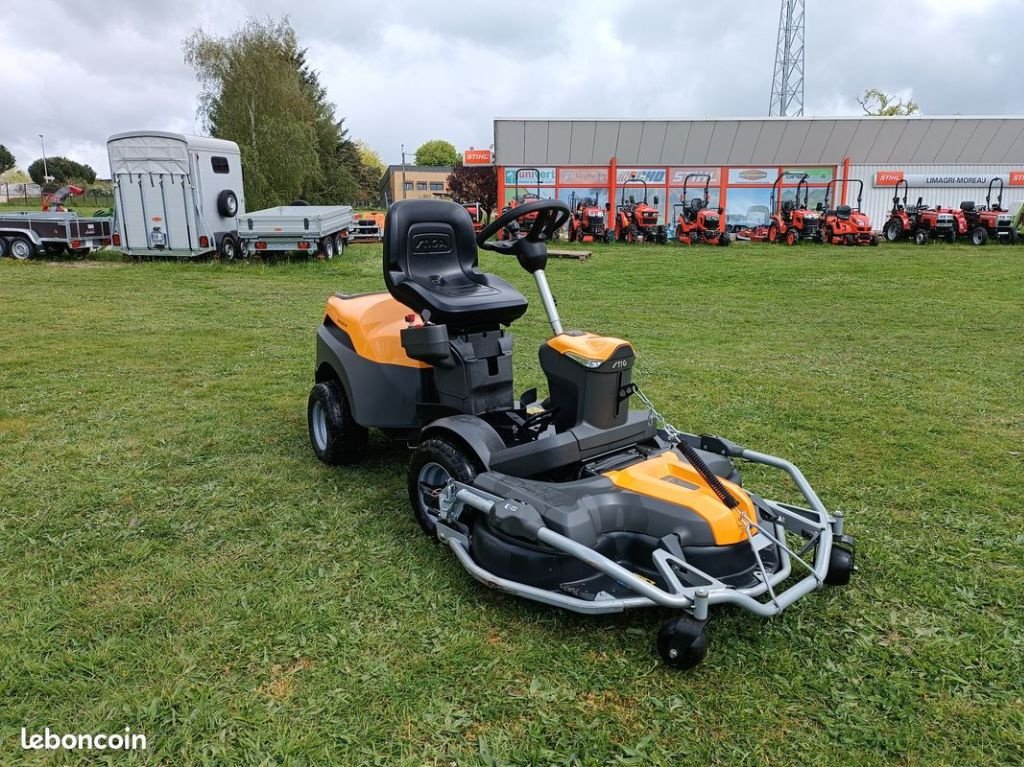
xmin=401 ymin=144 xmax=407 ymax=200
xmin=38 ymin=134 xmax=48 ymax=182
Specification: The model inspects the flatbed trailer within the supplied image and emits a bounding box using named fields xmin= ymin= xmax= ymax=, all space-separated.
xmin=237 ymin=205 xmax=353 ymax=259
xmin=0 ymin=211 xmax=113 ymax=259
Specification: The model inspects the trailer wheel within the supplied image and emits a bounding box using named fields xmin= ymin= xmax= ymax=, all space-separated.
xmin=9 ymin=236 xmax=33 ymax=260
xmin=333 ymin=232 xmax=346 ymax=257
xmin=219 ymin=234 xmax=238 ymax=261
xmin=970 ymin=227 xmax=988 ymax=246
xmin=0 ymin=238 xmax=8 ymax=258
xmin=320 ymin=236 xmax=335 ymax=260
xmin=217 ymin=190 xmax=239 ymax=218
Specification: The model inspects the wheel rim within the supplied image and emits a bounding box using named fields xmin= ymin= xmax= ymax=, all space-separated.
xmin=323 ymin=239 xmax=334 ymax=259
xmin=226 ymin=196 xmax=237 ymax=216
xmin=223 ymin=239 xmax=235 ymax=260
xmin=416 ymin=461 xmax=452 ymax=521
xmin=11 ymin=240 xmax=31 ymax=259
xmin=973 ymin=230 xmax=984 ymax=245
xmin=310 ymin=400 xmax=328 ymax=451
xmin=885 ymin=222 xmax=899 ymax=241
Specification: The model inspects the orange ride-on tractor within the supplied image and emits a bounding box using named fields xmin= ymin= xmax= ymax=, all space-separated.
xmin=568 ymin=191 xmax=613 ymax=243
xmin=498 ymin=168 xmax=544 ymax=241
xmin=462 ymin=202 xmax=487 ymax=235
xmin=882 ymin=180 xmax=963 ymax=245
xmin=615 ymin=178 xmax=666 ymax=243
xmin=41 ymin=185 xmax=85 ymax=212
xmin=673 ymin=173 xmax=728 ymax=246
xmin=765 ymin=173 xmax=821 ymax=245
xmin=819 ymin=179 xmax=879 ymax=246
xmin=960 ymin=178 xmax=1017 ymax=245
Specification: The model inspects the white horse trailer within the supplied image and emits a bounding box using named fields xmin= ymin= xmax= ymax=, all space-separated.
xmin=108 ymin=131 xmax=245 ymax=259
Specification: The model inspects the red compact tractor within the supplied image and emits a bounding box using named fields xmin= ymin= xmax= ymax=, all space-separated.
xmin=462 ymin=202 xmax=487 ymax=234
xmin=498 ymin=168 xmax=544 ymax=241
xmin=819 ymin=179 xmax=879 ymax=246
xmin=615 ymin=178 xmax=666 ymax=243
xmin=960 ymin=178 xmax=1017 ymax=245
xmin=673 ymin=173 xmax=728 ymax=246
xmin=882 ymin=180 xmax=964 ymax=245
xmin=765 ymin=173 xmax=821 ymax=245
xmin=568 ymin=191 xmax=613 ymax=243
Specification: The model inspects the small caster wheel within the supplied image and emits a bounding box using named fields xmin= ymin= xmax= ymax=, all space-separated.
xmin=657 ymin=616 xmax=707 ymax=670
xmin=825 ymin=543 xmax=855 ymax=586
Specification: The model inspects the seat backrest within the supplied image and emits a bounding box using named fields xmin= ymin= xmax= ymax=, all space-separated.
xmin=960 ymin=200 xmax=975 ymax=212
xmin=836 ymin=205 xmax=852 ymax=219
xmin=383 ymin=200 xmax=527 ymax=329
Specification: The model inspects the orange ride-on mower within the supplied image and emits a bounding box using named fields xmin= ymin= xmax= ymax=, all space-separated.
xmin=882 ymin=180 xmax=964 ymax=245
xmin=819 ymin=179 xmax=879 ymax=246
xmin=765 ymin=173 xmax=821 ymax=245
xmin=568 ymin=192 xmax=613 ymax=243
xmin=498 ymin=168 xmax=544 ymax=241
xmin=615 ymin=178 xmax=666 ymax=244
xmin=960 ymin=178 xmax=1017 ymax=246
xmin=306 ymin=198 xmax=855 ymax=668
xmin=674 ymin=173 xmax=729 ymax=246
xmin=462 ymin=202 xmax=487 ymax=235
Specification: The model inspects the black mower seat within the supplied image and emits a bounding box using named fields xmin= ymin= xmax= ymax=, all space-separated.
xmin=835 ymin=205 xmax=853 ymax=219
xmin=383 ymin=200 xmax=528 ymax=328
xmin=960 ymin=201 xmax=975 ymax=211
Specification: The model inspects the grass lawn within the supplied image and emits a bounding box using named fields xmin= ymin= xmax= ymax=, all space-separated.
xmin=1 ymin=241 xmax=1022 ymax=766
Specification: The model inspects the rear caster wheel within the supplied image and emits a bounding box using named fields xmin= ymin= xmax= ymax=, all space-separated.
xmin=825 ymin=543 xmax=855 ymax=586
xmin=657 ymin=616 xmax=707 ymax=670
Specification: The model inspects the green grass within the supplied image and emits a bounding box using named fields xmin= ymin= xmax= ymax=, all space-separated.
xmin=1 ymin=241 xmax=1022 ymax=766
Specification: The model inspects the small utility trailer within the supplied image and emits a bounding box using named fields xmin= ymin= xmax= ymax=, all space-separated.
xmin=0 ymin=211 xmax=113 ymax=259
xmin=236 ymin=205 xmax=353 ymax=259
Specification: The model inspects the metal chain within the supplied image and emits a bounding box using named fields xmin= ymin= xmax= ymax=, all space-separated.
xmin=631 ymin=384 xmax=687 ymax=443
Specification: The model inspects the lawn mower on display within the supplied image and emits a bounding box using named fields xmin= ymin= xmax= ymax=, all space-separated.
xmin=673 ymin=173 xmax=729 ymax=246
xmin=615 ymin=178 xmax=666 ymax=243
xmin=498 ymin=168 xmax=545 ymax=241
xmin=567 ymin=191 xmax=614 ymax=243
xmin=819 ymin=179 xmax=879 ymax=246
xmin=461 ymin=202 xmax=488 ymax=235
xmin=307 ymin=198 xmax=855 ymax=669
xmin=959 ymin=178 xmax=1017 ymax=245
xmin=882 ymin=180 xmax=964 ymax=244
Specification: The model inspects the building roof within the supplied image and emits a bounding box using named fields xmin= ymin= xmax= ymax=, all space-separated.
xmin=382 ymin=165 xmax=454 ymax=174
xmin=494 ymin=117 xmax=1024 ymax=166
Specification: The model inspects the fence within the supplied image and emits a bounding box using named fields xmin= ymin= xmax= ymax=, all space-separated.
xmin=0 ymin=183 xmax=114 ymax=209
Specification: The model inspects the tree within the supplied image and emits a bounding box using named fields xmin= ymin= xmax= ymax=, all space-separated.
xmin=447 ymin=166 xmax=497 ymax=217
xmin=857 ymin=89 xmax=920 ymax=116
xmin=414 ymin=139 xmax=460 ymax=167
xmin=0 ymin=145 xmax=15 ymax=176
xmin=354 ymin=140 xmax=386 ymax=204
xmin=27 ymin=156 xmax=97 ymax=185
xmin=184 ymin=18 xmax=321 ymax=209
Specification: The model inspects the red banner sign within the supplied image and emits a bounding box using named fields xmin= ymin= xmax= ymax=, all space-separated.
xmin=874 ymin=171 xmax=905 ymax=186
xmin=1010 ymin=171 xmax=1024 ymax=186
xmin=463 ymin=149 xmax=492 ymax=165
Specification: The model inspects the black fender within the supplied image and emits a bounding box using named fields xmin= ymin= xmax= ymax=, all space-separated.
xmin=419 ymin=415 xmax=506 ymax=470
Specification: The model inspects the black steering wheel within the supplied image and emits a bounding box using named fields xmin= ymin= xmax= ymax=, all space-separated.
xmin=477 ymin=199 xmax=572 ymax=253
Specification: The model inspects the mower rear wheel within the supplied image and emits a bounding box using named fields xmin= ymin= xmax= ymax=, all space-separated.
xmin=657 ymin=615 xmax=708 ymax=670
xmin=971 ymin=227 xmax=988 ymax=246
xmin=825 ymin=544 xmax=855 ymax=586
xmin=883 ymin=219 xmax=902 ymax=242
xmin=408 ymin=437 xmax=480 ymax=537
xmin=844 ymin=234 xmax=856 ymax=246
xmin=308 ymin=380 xmax=368 ymax=466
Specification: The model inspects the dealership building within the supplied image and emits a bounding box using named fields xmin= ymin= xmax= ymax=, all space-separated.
xmin=492 ymin=117 xmax=1024 ymax=230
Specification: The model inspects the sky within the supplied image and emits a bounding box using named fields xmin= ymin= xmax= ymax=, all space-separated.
xmin=2 ymin=0 xmax=1022 ymax=177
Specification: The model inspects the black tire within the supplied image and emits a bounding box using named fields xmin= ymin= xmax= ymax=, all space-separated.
xmin=914 ymin=229 xmax=928 ymax=246
xmin=9 ymin=236 xmax=34 ymax=260
xmin=1009 ymin=229 xmax=1020 ymax=245
xmin=219 ymin=234 xmax=238 ymax=261
xmin=307 ymin=380 xmax=368 ymax=466
xmin=825 ymin=545 xmax=855 ymax=586
xmin=657 ymin=616 xmax=708 ymax=670
xmin=320 ymin=235 xmax=335 ymax=260
xmin=971 ymin=227 xmax=988 ymax=246
xmin=290 ymin=199 xmax=310 ymax=207
xmin=883 ymin=219 xmax=902 ymax=242
xmin=844 ymin=234 xmax=856 ymax=247
xmin=407 ymin=437 xmax=480 ymax=537
xmin=718 ymin=231 xmax=731 ymax=247
xmin=44 ymin=243 xmax=67 ymax=257
xmin=870 ymin=234 xmax=880 ymax=246
xmin=216 ymin=190 xmax=239 ymax=218
xmin=945 ymin=231 xmax=957 ymax=244
xmin=333 ymin=232 xmax=346 ymax=257
xmin=0 ymin=238 xmax=7 ymax=258
xmin=604 ymin=229 xmax=614 ymax=243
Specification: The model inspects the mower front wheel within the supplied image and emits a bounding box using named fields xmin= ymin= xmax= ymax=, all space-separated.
xmin=825 ymin=542 xmax=855 ymax=586
xmin=657 ymin=615 xmax=708 ymax=670
xmin=308 ymin=380 xmax=368 ymax=466
xmin=408 ymin=437 xmax=480 ymax=537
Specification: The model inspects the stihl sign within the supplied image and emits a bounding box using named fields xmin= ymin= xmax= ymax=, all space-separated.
xmin=463 ymin=149 xmax=492 ymax=165
xmin=874 ymin=170 xmax=1024 ymax=188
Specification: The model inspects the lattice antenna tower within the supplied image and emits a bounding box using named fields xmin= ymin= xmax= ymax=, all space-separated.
xmin=769 ymin=0 xmax=805 ymax=116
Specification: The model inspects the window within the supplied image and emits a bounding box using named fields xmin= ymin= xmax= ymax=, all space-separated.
xmin=403 ymin=181 xmax=413 ymax=191
xmin=429 ymin=182 xmax=444 ymax=192
xmin=211 ymin=156 xmax=230 ymax=174
xmin=416 ymin=181 xmax=428 ymax=191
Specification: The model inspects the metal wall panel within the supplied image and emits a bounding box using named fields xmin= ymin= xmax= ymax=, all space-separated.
xmin=982 ymin=121 xmax=1024 ymax=163
xmin=845 ymin=120 xmax=885 ymax=162
xmin=865 ymin=121 xmax=909 ymax=163
xmin=661 ymin=122 xmax=691 ymax=164
xmin=547 ymin=122 xmax=572 ymax=165
xmin=956 ymin=120 xmax=1002 ymax=163
xmin=593 ymin=122 xmax=620 ymax=163
xmin=524 ymin=122 xmax=549 ymax=165
xmin=752 ymin=121 xmax=786 ymax=163
xmin=800 ymin=120 xmax=836 ymax=163
xmin=682 ymin=122 xmax=714 ymax=163
xmin=706 ymin=121 xmax=739 ymax=163
xmin=615 ymin=122 xmax=644 ymax=164
xmin=568 ymin=121 xmax=597 ymax=165
xmin=820 ymin=120 xmax=859 ymax=164
xmin=637 ymin=121 xmax=668 ymax=164
xmin=891 ymin=121 xmax=932 ymax=164
xmin=938 ymin=119 xmax=980 ymax=161
xmin=911 ymin=120 xmax=956 ymax=163
xmin=494 ymin=121 xmax=525 ymax=165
